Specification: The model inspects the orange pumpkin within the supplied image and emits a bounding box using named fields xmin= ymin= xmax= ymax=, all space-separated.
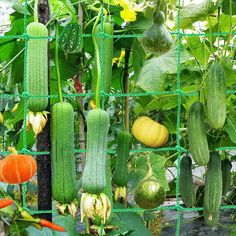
xmin=0 ymin=147 xmax=37 ymax=184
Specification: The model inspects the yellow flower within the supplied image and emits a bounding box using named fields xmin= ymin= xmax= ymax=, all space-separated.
xmin=90 ymin=100 xmax=97 ymax=109
xmin=120 ymin=7 xmax=137 ymax=22
xmin=26 ymin=111 xmax=49 ymax=135
xmin=0 ymin=112 xmax=3 ymax=124
xmin=112 ymin=49 xmax=126 ymax=66
xmin=114 ymin=186 xmax=127 ymax=201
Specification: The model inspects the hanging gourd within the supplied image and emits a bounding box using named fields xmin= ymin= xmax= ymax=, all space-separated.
xmin=141 ymin=10 xmax=173 ymax=55
xmin=0 ymin=147 xmax=37 ymax=184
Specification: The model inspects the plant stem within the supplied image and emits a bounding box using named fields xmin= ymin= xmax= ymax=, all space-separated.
xmin=92 ymin=7 xmax=103 ymax=108
xmin=217 ymin=6 xmax=221 ymax=58
xmin=55 ymin=24 xmax=63 ymax=103
xmin=123 ymin=48 xmax=131 ymax=132
xmin=34 ymin=0 xmax=39 ymax=22
xmin=207 ymin=15 xmax=214 ymax=54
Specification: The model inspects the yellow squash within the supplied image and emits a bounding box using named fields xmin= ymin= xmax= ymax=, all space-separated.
xmin=132 ymin=116 xmax=169 ymax=148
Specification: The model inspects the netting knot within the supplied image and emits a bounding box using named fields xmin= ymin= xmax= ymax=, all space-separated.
xmin=22 ymin=92 xmax=28 ymax=98
xmin=175 ymin=145 xmax=186 ymax=153
xmin=21 ymin=148 xmax=30 ymax=155
xmin=176 ymin=89 xmax=182 ymax=95
xmin=22 ymin=33 xmax=29 ymax=41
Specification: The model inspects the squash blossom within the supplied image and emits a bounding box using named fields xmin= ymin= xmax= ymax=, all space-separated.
xmin=115 ymin=0 xmax=151 ymax=22
xmin=115 ymin=186 xmax=127 ymax=201
xmin=26 ymin=111 xmax=49 ymax=135
xmin=80 ymin=193 xmax=111 ymax=224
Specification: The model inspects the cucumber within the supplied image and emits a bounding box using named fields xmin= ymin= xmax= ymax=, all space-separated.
xmin=204 ymin=152 xmax=222 ymax=226
xmin=82 ymin=108 xmax=110 ymax=194
xmin=114 ymin=131 xmax=132 ymax=187
xmin=92 ymin=21 xmax=113 ymax=95
xmin=51 ymin=102 xmax=76 ymax=203
xmin=205 ymin=60 xmax=226 ymax=129
xmin=180 ymin=156 xmax=196 ymax=207
xmin=222 ymin=159 xmax=232 ymax=195
xmin=188 ymin=101 xmax=210 ymax=166
xmin=26 ymin=22 xmax=48 ymax=111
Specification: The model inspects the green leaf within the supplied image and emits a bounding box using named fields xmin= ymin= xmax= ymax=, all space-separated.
xmin=180 ymin=0 xmax=217 ymax=29
xmin=9 ymin=221 xmax=28 ymax=236
xmin=13 ymin=100 xmax=24 ymax=124
xmin=108 ymin=203 xmax=152 ymax=236
xmin=137 ymin=46 xmax=190 ymax=92
xmin=129 ymin=153 xmax=169 ymax=191
xmin=222 ymin=0 xmax=236 ymax=15
xmin=27 ymin=226 xmax=54 ymax=236
xmin=223 ymin=115 xmax=236 ymax=143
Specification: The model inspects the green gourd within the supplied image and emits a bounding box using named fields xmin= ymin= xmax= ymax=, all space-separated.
xmin=26 ymin=22 xmax=48 ymax=112
xmin=92 ymin=21 xmax=113 ymax=95
xmin=204 ymin=152 xmax=222 ymax=226
xmin=222 ymin=159 xmax=232 ymax=195
xmin=188 ymin=101 xmax=209 ymax=166
xmin=82 ymin=108 xmax=110 ymax=194
xmin=180 ymin=156 xmax=196 ymax=207
xmin=205 ymin=60 xmax=226 ymax=129
xmin=114 ymin=131 xmax=132 ymax=187
xmin=51 ymin=102 xmax=76 ymax=203
xmin=58 ymin=23 xmax=83 ymax=54
xmin=141 ymin=10 xmax=173 ymax=55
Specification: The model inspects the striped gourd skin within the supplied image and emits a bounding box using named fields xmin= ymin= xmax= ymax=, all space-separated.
xmin=204 ymin=152 xmax=222 ymax=225
xmin=204 ymin=210 xmax=219 ymax=227
xmin=82 ymin=109 xmax=110 ymax=194
xmin=26 ymin=22 xmax=48 ymax=112
xmin=188 ymin=101 xmax=209 ymax=166
xmin=58 ymin=23 xmax=83 ymax=54
xmin=114 ymin=131 xmax=132 ymax=187
xmin=205 ymin=60 xmax=226 ymax=129
xmin=222 ymin=159 xmax=232 ymax=195
xmin=92 ymin=22 xmax=113 ymax=95
xmin=51 ymin=102 xmax=76 ymax=203
xmin=180 ymin=156 xmax=196 ymax=207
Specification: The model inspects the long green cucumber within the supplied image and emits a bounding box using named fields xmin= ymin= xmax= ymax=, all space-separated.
xmin=51 ymin=102 xmax=76 ymax=203
xmin=222 ymin=159 xmax=232 ymax=195
xmin=82 ymin=108 xmax=110 ymax=194
xmin=205 ymin=60 xmax=226 ymax=129
xmin=114 ymin=131 xmax=132 ymax=187
xmin=204 ymin=152 xmax=222 ymax=226
xmin=188 ymin=101 xmax=209 ymax=166
xmin=180 ymin=156 xmax=196 ymax=207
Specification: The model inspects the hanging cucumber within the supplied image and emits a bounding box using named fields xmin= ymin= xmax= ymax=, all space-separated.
xmin=51 ymin=102 xmax=76 ymax=203
xmin=204 ymin=152 xmax=222 ymax=226
xmin=188 ymin=101 xmax=209 ymax=166
xmin=205 ymin=60 xmax=226 ymax=129
xmin=180 ymin=156 xmax=196 ymax=207
xmin=92 ymin=21 xmax=113 ymax=96
xmin=80 ymin=108 xmax=111 ymax=224
xmin=114 ymin=131 xmax=132 ymax=201
xmin=141 ymin=10 xmax=173 ymax=55
xmin=26 ymin=22 xmax=48 ymax=111
xmin=222 ymin=159 xmax=232 ymax=195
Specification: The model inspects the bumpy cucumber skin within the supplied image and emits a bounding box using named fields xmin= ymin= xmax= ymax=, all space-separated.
xmin=92 ymin=22 xmax=113 ymax=95
xmin=205 ymin=60 xmax=226 ymax=129
xmin=114 ymin=131 xmax=132 ymax=187
xmin=51 ymin=102 xmax=76 ymax=203
xmin=222 ymin=159 xmax=232 ymax=195
xmin=204 ymin=152 xmax=222 ymax=226
xmin=82 ymin=109 xmax=110 ymax=194
xmin=26 ymin=22 xmax=48 ymax=112
xmin=180 ymin=156 xmax=196 ymax=207
xmin=188 ymin=101 xmax=209 ymax=166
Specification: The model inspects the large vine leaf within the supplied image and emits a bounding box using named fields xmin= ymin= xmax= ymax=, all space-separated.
xmin=223 ymin=115 xmax=236 ymax=143
xmin=129 ymin=153 xmax=169 ymax=191
xmin=180 ymin=0 xmax=218 ymax=29
xmin=137 ymin=47 xmax=190 ymax=92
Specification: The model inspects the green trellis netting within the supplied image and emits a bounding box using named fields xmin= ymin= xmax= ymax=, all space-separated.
xmin=0 ymin=0 xmax=236 ymax=235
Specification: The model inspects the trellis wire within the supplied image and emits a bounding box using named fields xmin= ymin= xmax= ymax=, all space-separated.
xmin=0 ymin=0 xmax=235 ymax=234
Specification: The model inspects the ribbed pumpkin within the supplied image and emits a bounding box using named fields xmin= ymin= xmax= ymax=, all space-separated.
xmin=0 ymin=147 xmax=37 ymax=184
xmin=131 ymin=116 xmax=169 ymax=148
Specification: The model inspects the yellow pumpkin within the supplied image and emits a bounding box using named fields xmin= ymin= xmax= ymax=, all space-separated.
xmin=131 ymin=116 xmax=169 ymax=148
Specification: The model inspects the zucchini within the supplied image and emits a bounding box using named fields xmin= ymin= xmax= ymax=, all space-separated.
xmin=114 ymin=131 xmax=132 ymax=187
xmin=92 ymin=22 xmax=113 ymax=95
xmin=188 ymin=101 xmax=210 ymax=166
xmin=51 ymin=102 xmax=76 ymax=203
xmin=222 ymin=159 xmax=232 ymax=195
xmin=204 ymin=152 xmax=222 ymax=226
xmin=205 ymin=60 xmax=226 ymax=129
xmin=82 ymin=108 xmax=110 ymax=194
xmin=26 ymin=22 xmax=48 ymax=111
xmin=180 ymin=156 xmax=196 ymax=207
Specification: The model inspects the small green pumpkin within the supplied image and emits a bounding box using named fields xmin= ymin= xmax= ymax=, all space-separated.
xmin=141 ymin=11 xmax=173 ymax=55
